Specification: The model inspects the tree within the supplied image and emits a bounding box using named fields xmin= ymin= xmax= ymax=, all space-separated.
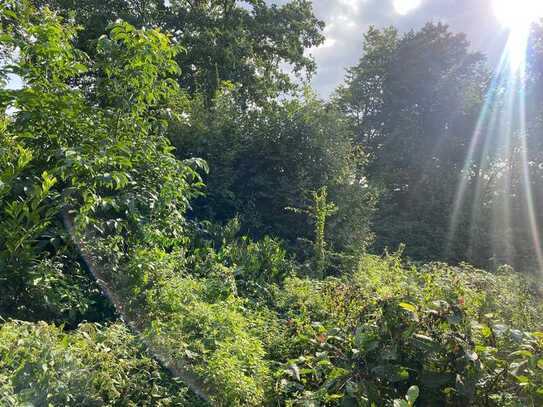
xmin=34 ymin=0 xmax=325 ymax=105
xmin=3 ymin=4 xmax=543 ymax=406
xmin=1 ymin=4 xmax=270 ymax=402
xmin=449 ymin=22 xmax=543 ymax=271
xmin=336 ymin=23 xmax=488 ymax=262
xmin=335 ymin=26 xmax=398 ymax=145
xmin=171 ymin=88 xmax=377 ymax=263
xmin=0 ymin=1 xmax=203 ymax=322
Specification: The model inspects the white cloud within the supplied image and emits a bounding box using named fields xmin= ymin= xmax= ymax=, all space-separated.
xmin=393 ymin=0 xmax=422 ymax=15
xmin=268 ymin=0 xmax=504 ymax=97
xmin=337 ymin=0 xmax=361 ymax=13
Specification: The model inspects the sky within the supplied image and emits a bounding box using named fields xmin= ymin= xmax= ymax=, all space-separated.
xmin=269 ymin=0 xmax=511 ymax=97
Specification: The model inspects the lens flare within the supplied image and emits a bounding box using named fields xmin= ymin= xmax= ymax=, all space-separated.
xmin=448 ymin=3 xmax=543 ymax=272
xmin=494 ymin=0 xmax=543 ymax=30
xmin=493 ymin=0 xmax=543 ymax=71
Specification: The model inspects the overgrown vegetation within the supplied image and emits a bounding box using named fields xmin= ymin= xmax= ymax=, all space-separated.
xmin=1 ymin=0 xmax=543 ymax=405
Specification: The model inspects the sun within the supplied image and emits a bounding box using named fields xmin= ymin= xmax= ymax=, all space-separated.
xmin=493 ymin=0 xmax=543 ymax=72
xmin=493 ymin=0 xmax=543 ymax=31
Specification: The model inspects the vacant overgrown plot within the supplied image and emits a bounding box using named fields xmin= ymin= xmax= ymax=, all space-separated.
xmin=1 ymin=1 xmax=543 ymax=406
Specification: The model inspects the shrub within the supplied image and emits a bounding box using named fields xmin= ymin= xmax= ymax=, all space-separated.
xmin=0 ymin=320 xmax=203 ymax=406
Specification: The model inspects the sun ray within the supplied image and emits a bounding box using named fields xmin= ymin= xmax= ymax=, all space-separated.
xmin=448 ymin=3 xmax=543 ymax=271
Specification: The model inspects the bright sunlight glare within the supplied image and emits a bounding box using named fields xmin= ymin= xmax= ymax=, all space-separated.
xmin=493 ymin=0 xmax=543 ymax=30
xmin=493 ymin=0 xmax=543 ymax=72
xmin=449 ymin=0 xmax=543 ymax=272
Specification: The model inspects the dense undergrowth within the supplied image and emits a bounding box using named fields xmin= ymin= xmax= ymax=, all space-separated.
xmin=1 ymin=1 xmax=543 ymax=406
xmin=2 ymin=247 xmax=543 ymax=405
xmin=0 ymin=321 xmax=204 ymax=406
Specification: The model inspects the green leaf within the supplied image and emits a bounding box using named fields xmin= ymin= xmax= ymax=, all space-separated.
xmin=399 ymin=302 xmax=417 ymax=313
xmin=515 ymin=375 xmax=530 ymax=384
xmin=480 ymin=325 xmax=492 ymax=338
xmin=510 ymin=350 xmax=533 ymax=359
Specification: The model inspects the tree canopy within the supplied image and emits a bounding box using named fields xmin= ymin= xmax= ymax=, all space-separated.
xmin=35 ymin=0 xmax=325 ymax=104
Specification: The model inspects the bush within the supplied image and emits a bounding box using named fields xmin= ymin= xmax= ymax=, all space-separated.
xmin=171 ymin=90 xmax=377 ymax=257
xmin=0 ymin=320 xmax=203 ymax=406
xmin=2 ymin=4 xmax=543 ymax=406
xmin=265 ymin=253 xmax=543 ymax=405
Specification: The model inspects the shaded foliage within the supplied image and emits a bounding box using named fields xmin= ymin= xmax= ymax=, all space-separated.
xmin=171 ymin=89 xmax=377 ymax=264
xmin=336 ymin=23 xmax=489 ymax=263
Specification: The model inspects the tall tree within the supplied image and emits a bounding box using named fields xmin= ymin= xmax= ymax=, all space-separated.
xmin=337 ymin=23 xmax=488 ymax=261
xmin=34 ymin=0 xmax=325 ymax=104
xmin=446 ymin=22 xmax=543 ymax=271
xmin=335 ymin=26 xmax=398 ymax=146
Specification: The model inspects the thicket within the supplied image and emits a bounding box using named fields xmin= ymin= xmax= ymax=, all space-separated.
xmin=1 ymin=1 xmax=543 ymax=406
